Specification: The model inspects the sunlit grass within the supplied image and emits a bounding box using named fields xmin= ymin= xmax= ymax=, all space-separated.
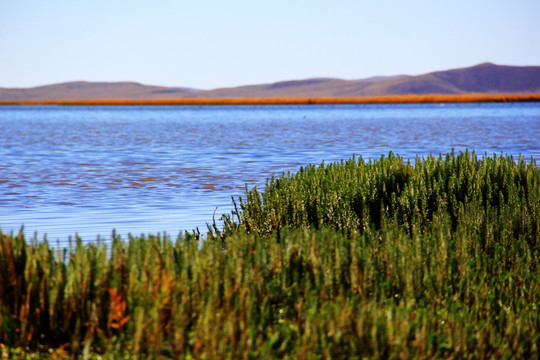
xmin=1 ymin=93 xmax=540 ymax=105
xmin=1 ymin=151 xmax=538 ymax=358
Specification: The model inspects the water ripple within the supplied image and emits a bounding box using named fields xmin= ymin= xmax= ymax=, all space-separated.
xmin=0 ymin=103 xmax=539 ymax=243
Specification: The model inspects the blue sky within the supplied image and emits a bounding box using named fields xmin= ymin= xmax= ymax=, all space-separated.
xmin=1 ymin=0 xmax=539 ymax=89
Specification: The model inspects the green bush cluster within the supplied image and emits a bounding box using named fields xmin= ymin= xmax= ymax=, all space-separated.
xmin=228 ymin=150 xmax=538 ymax=241
xmin=1 ymin=151 xmax=538 ymax=359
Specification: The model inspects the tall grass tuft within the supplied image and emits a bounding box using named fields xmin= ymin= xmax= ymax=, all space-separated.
xmin=1 ymin=151 xmax=538 ymax=358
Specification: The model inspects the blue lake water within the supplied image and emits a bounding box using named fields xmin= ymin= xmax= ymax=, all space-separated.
xmin=1 ymin=103 xmax=539 ymax=246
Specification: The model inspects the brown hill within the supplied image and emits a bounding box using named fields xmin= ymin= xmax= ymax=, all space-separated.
xmin=359 ymin=62 xmax=540 ymax=96
xmin=0 ymin=81 xmax=199 ymax=101
xmin=195 ymin=63 xmax=540 ymax=98
xmin=1 ymin=63 xmax=539 ymax=101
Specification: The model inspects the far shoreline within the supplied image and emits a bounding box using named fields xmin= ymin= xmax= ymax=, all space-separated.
xmin=1 ymin=93 xmax=540 ymax=106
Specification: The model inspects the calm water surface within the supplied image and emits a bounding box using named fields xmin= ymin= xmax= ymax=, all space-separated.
xmin=1 ymin=103 xmax=539 ymax=246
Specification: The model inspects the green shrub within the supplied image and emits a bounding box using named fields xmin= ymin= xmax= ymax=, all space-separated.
xmin=227 ymin=150 xmax=538 ymax=244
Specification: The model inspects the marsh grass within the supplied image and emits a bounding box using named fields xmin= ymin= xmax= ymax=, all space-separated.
xmin=227 ymin=151 xmax=538 ymax=240
xmin=1 ymin=93 xmax=540 ymax=106
xmin=1 ymin=151 xmax=538 ymax=358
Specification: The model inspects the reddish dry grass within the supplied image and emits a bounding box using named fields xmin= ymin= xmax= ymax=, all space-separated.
xmin=1 ymin=93 xmax=540 ymax=105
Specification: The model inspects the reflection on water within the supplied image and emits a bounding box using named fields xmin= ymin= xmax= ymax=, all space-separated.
xmin=1 ymin=103 xmax=539 ymax=246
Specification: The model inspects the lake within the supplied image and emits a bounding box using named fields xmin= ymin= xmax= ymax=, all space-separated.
xmin=1 ymin=103 xmax=539 ymax=246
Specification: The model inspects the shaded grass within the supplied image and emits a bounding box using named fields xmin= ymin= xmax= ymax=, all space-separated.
xmin=1 ymin=93 xmax=540 ymax=105
xmin=1 ymin=151 xmax=539 ymax=358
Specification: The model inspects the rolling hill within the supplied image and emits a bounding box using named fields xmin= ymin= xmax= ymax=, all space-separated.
xmin=1 ymin=63 xmax=539 ymax=101
xmin=0 ymin=81 xmax=199 ymax=101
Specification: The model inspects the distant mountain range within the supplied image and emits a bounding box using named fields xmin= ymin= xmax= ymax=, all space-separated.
xmin=1 ymin=63 xmax=539 ymax=101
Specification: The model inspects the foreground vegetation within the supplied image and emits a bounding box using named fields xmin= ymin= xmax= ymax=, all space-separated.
xmin=1 ymin=151 xmax=538 ymax=359
xmin=1 ymin=93 xmax=540 ymax=106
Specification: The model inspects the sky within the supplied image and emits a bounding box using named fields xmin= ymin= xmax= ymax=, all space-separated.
xmin=1 ymin=0 xmax=539 ymax=90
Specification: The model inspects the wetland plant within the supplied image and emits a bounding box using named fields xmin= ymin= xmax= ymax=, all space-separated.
xmin=0 ymin=151 xmax=538 ymax=359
